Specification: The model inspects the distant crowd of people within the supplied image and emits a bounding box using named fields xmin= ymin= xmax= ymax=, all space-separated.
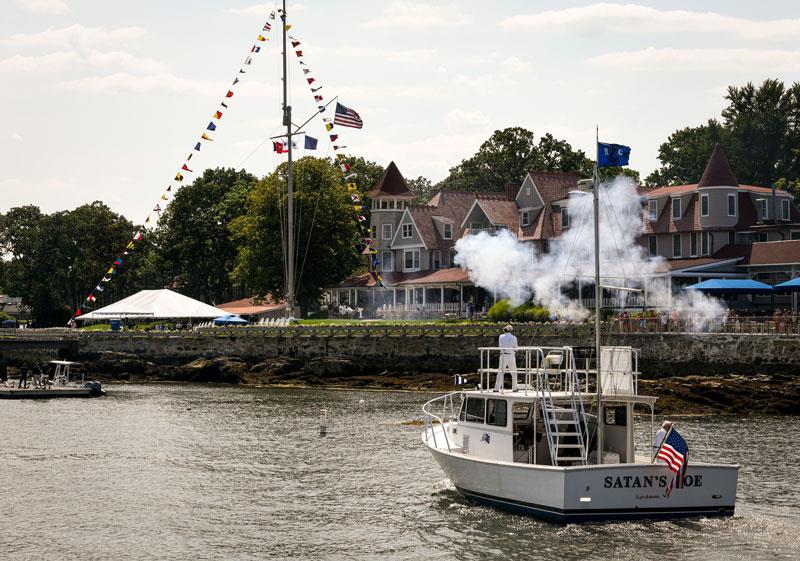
xmin=614 ymin=308 xmax=799 ymax=333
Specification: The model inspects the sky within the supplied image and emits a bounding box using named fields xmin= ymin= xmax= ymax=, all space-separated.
xmin=3 ymin=0 xmax=800 ymax=222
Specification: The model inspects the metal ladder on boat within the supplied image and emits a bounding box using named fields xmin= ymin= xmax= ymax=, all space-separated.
xmin=538 ymin=349 xmax=589 ymax=466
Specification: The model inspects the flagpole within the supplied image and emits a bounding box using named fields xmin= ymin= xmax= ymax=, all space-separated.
xmin=594 ymin=124 xmax=603 ymax=465
xmin=281 ymin=0 xmax=296 ymax=318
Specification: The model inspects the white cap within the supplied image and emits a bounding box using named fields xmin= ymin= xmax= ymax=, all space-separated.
xmin=504 ymin=325 xmax=513 ymax=332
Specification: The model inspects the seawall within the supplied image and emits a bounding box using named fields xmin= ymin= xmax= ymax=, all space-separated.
xmin=73 ymin=328 xmax=800 ymax=377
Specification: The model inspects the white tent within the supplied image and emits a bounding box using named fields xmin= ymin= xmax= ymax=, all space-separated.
xmin=77 ymin=289 xmax=226 ymax=321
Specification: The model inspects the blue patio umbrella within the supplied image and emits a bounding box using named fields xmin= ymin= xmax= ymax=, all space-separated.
xmin=773 ymin=277 xmax=800 ymax=292
xmin=682 ymin=279 xmax=773 ymax=294
xmin=213 ymin=314 xmax=249 ymax=325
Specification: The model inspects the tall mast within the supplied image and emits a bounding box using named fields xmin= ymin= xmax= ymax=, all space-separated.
xmin=281 ymin=0 xmax=295 ymax=317
xmin=594 ymin=126 xmax=603 ymax=464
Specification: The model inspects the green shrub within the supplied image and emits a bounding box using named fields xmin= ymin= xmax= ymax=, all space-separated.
xmin=488 ymin=300 xmax=512 ymax=322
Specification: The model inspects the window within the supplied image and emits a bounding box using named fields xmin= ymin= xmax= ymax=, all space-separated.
xmin=388 ymin=199 xmax=396 ymax=209
xmin=757 ymin=232 xmax=768 ymax=242
xmin=791 ymin=231 xmax=800 ymax=240
xmin=648 ymin=200 xmax=657 ymax=221
xmin=672 ymin=234 xmax=682 ymax=258
xmin=729 ymin=231 xmax=736 ymax=245
xmin=402 ymin=223 xmax=412 ymax=239
xmin=728 ymin=194 xmax=737 ymax=217
xmin=470 ymin=222 xmax=483 ymax=231
xmin=403 ymin=249 xmax=420 ymax=271
xmin=381 ymin=251 xmax=393 ymax=272
xmin=782 ymin=199 xmax=790 ymax=221
xmin=672 ymin=198 xmax=682 ymax=220
xmin=561 ymin=207 xmax=570 ymax=229
xmin=701 ymin=194 xmax=709 ymax=217
xmin=460 ymin=397 xmax=485 ymax=423
xmin=432 ymin=250 xmax=441 ymax=270
xmin=381 ymin=223 xmax=393 ymax=240
xmin=701 ymin=231 xmax=710 ymax=255
xmin=370 ymin=226 xmax=377 ymax=240
xmin=648 ymin=235 xmax=657 ymax=257
xmin=756 ymin=198 xmax=767 ymax=220
xmin=486 ymin=399 xmax=507 ymax=427
xmin=521 ymin=211 xmax=530 ymax=226
xmin=443 ymin=223 xmax=452 ymax=239
xmin=690 ymin=232 xmax=698 ymax=257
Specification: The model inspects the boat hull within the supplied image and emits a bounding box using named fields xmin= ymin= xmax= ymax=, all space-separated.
xmin=424 ymin=430 xmax=738 ymax=523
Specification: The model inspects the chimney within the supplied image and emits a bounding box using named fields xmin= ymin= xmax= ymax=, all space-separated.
xmin=504 ymin=181 xmax=521 ymax=200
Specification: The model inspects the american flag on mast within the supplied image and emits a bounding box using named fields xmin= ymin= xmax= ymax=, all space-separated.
xmin=657 ymin=427 xmax=689 ymax=497
xmin=334 ymin=102 xmax=363 ymax=129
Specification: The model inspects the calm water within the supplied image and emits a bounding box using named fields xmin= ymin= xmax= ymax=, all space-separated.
xmin=1 ymin=384 xmax=797 ymax=561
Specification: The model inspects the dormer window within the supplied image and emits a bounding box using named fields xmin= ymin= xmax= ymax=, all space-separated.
xmin=648 ymin=200 xmax=657 ymax=221
xmin=671 ymin=197 xmax=681 ymax=220
xmin=443 ymin=223 xmax=452 ymax=239
xmin=521 ymin=211 xmax=530 ymax=226
xmin=782 ymin=199 xmax=790 ymax=221
xmin=402 ymin=223 xmax=412 ymax=238
xmin=756 ymin=198 xmax=767 ymax=221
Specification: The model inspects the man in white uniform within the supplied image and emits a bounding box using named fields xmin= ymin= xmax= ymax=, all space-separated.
xmin=495 ymin=325 xmax=519 ymax=392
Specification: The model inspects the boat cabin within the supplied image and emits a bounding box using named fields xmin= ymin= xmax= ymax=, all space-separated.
xmin=428 ymin=346 xmax=657 ymax=467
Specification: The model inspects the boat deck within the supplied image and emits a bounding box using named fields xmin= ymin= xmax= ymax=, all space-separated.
xmin=0 ymin=385 xmax=102 ymax=399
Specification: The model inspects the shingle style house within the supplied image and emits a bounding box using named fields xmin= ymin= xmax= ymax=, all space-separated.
xmin=328 ymin=146 xmax=800 ymax=316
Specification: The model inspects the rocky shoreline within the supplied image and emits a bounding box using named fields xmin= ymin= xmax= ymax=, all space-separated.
xmin=60 ymin=352 xmax=799 ymax=415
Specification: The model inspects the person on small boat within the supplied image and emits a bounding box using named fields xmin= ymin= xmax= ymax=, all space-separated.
xmin=494 ymin=325 xmax=519 ymax=392
xmin=652 ymin=420 xmax=673 ymax=461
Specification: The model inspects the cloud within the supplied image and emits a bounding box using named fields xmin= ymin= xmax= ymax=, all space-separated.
xmin=0 ymin=49 xmax=168 ymax=74
xmin=501 ymin=3 xmax=800 ymax=40
xmin=55 ymin=72 xmax=277 ymax=98
xmin=500 ymin=56 xmax=531 ymax=73
xmin=445 ymin=109 xmax=491 ymax=129
xmin=332 ymin=46 xmax=439 ymax=64
xmin=227 ymin=3 xmax=308 ymax=16
xmin=586 ymin=47 xmax=800 ymax=72
xmin=1 ymin=24 xmax=146 ymax=49
xmin=13 ymin=0 xmax=69 ymax=14
xmin=11 ymin=133 xmax=24 ymax=143
xmin=363 ymin=1 xmax=473 ymax=29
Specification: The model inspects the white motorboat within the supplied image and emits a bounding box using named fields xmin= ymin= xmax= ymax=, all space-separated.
xmin=421 ymin=345 xmax=739 ymax=522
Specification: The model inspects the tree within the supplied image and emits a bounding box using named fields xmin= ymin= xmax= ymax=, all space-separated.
xmin=647 ymin=79 xmax=800 ymax=189
xmin=436 ymin=127 xmax=596 ymax=192
xmin=407 ymin=176 xmax=434 ymax=203
xmin=0 ymin=202 xmax=148 ymax=325
xmin=232 ymin=157 xmax=361 ymax=315
xmin=155 ymin=168 xmax=257 ymax=304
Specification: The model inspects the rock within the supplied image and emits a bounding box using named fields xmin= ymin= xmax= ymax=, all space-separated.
xmin=168 ymin=357 xmax=248 ymax=384
xmin=301 ymin=357 xmax=356 ymax=378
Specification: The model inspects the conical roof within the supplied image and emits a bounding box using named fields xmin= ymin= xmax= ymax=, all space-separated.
xmin=698 ymin=143 xmax=738 ymax=188
xmin=366 ymin=161 xmax=414 ymax=198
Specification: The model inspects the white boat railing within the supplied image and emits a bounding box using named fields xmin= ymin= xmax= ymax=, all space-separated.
xmin=422 ymin=391 xmax=460 ymax=453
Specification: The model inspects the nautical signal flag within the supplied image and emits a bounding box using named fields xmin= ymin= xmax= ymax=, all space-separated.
xmin=273 ymin=140 xmax=287 ymax=154
xmin=245 ymin=57 xmax=253 ymax=65
xmin=175 ymin=173 xmax=184 ymax=181
xmin=326 ymin=123 xmax=334 ymax=131
xmin=251 ymin=46 xmax=261 ymax=53
xmin=133 ymin=230 xmax=143 ymax=240
xmin=182 ymin=164 xmax=192 ymax=172
xmin=334 ymin=102 xmax=363 ymax=129
xmin=291 ymin=40 xmax=300 ymax=47
xmin=207 ymin=122 xmax=216 ymax=131
xmin=160 ymin=194 xmax=168 ymax=200
xmin=284 ymin=24 xmax=292 ymax=31
xmin=314 ymin=95 xmax=323 ymax=102
xmin=87 ymin=294 xmax=96 ymax=302
xmin=96 ymin=284 xmax=105 ymax=292
xmin=304 ymin=135 xmax=317 ymax=150
xmin=226 ymin=90 xmax=234 ymax=98
xmin=153 ymin=204 xmax=161 ymax=213
xmin=201 ymin=133 xmax=213 ymax=141
xmin=311 ymin=86 xmax=322 ymax=92
xmin=233 ymin=77 xmax=239 ymax=85
xmin=597 ymin=142 xmax=631 ymax=168
xmin=257 ymin=35 xmax=267 ymax=41
xmin=194 ymin=142 xmax=201 ymax=151
xmin=330 ymin=134 xmax=338 ymax=142
xmin=295 ymin=50 xmax=303 ymax=57
xmin=215 ymin=111 xmax=222 ymax=119
xmin=307 ymin=77 xmax=315 ymax=84
xmin=264 ymin=22 xmax=271 ymax=31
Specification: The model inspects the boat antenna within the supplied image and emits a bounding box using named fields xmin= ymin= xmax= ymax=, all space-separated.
xmin=281 ymin=0 xmax=295 ymax=318
xmin=593 ymin=124 xmax=603 ymax=465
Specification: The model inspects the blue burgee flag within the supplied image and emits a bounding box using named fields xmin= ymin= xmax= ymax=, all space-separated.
xmin=597 ymin=142 xmax=631 ymax=167
xmin=304 ymin=135 xmax=318 ymax=150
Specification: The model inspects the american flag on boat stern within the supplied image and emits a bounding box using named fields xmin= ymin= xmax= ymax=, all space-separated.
xmin=334 ymin=102 xmax=363 ymax=129
xmin=657 ymin=428 xmax=689 ymax=496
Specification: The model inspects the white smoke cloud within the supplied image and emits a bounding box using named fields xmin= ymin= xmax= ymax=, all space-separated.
xmin=454 ymin=177 xmax=724 ymax=326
